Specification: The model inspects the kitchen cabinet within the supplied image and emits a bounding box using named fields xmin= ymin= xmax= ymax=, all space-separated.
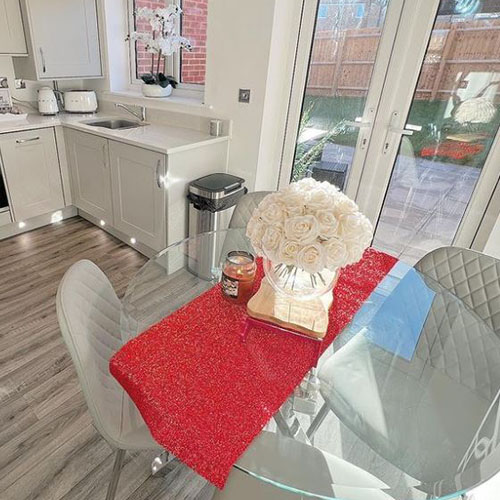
xmin=13 ymin=0 xmax=102 ymax=80
xmin=65 ymin=129 xmax=112 ymax=222
xmin=0 ymin=128 xmax=64 ymax=221
xmin=109 ymin=141 xmax=166 ymax=251
xmin=0 ymin=0 xmax=27 ymax=55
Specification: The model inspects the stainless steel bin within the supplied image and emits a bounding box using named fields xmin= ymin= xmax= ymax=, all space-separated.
xmin=187 ymin=173 xmax=246 ymax=279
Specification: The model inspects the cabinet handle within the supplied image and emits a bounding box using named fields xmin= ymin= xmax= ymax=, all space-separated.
xmin=102 ymin=144 xmax=107 ymax=167
xmin=39 ymin=48 xmax=46 ymax=73
xmin=156 ymin=160 xmax=162 ymax=188
xmin=16 ymin=136 xmax=40 ymax=144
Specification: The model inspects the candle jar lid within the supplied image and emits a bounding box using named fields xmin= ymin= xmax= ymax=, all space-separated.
xmin=225 ymin=250 xmax=255 ymax=265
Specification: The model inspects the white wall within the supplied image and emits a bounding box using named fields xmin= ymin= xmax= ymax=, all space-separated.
xmin=88 ymin=0 xmax=301 ymax=191
xmin=205 ymin=0 xmax=301 ymax=190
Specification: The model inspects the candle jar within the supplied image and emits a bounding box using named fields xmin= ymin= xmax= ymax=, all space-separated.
xmin=221 ymin=251 xmax=256 ymax=304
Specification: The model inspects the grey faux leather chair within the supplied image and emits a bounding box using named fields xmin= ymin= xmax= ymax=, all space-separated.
xmin=56 ymin=260 xmax=162 ymax=500
xmin=214 ymin=431 xmax=392 ymax=500
xmin=308 ymin=246 xmax=500 ymax=494
xmin=229 ymin=191 xmax=272 ymax=229
xmin=414 ymin=246 xmax=500 ymax=335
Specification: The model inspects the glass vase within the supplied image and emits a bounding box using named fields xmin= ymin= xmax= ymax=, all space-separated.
xmin=263 ymin=258 xmax=338 ymax=300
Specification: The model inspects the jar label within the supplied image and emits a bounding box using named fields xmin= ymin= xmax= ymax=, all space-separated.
xmin=221 ymin=272 xmax=239 ymax=298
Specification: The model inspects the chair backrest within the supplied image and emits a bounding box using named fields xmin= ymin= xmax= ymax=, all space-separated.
xmin=56 ymin=259 xmax=126 ymax=448
xmin=414 ymin=246 xmax=500 ymax=336
xmin=229 ymin=191 xmax=273 ymax=229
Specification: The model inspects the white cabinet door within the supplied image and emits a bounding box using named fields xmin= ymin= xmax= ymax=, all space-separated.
xmin=0 ymin=0 xmax=27 ymax=54
xmin=26 ymin=0 xmax=101 ymax=79
xmin=65 ymin=129 xmax=112 ymax=222
xmin=109 ymin=141 xmax=166 ymax=251
xmin=0 ymin=128 xmax=64 ymax=221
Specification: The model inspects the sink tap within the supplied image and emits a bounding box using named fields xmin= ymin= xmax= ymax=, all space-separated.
xmin=114 ymin=103 xmax=146 ymax=122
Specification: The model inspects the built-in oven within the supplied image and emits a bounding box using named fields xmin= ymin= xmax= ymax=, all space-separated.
xmin=0 ymin=172 xmax=9 ymax=212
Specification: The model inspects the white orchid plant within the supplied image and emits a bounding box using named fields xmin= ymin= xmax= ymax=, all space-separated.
xmin=126 ymin=5 xmax=192 ymax=88
xmin=246 ymin=178 xmax=373 ymax=276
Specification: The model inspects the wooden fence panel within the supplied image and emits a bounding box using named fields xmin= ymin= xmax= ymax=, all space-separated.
xmin=306 ymin=22 xmax=500 ymax=101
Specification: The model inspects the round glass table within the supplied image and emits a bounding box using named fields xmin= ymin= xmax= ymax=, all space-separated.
xmin=121 ymin=229 xmax=500 ymax=499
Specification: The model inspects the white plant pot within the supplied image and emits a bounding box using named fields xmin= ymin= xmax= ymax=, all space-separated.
xmin=141 ymin=83 xmax=172 ymax=98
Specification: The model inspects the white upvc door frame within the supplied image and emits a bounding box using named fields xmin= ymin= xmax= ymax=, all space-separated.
xmin=354 ymin=0 xmax=441 ymax=223
xmin=278 ymin=0 xmax=406 ymax=196
xmin=356 ymin=0 xmax=500 ymax=250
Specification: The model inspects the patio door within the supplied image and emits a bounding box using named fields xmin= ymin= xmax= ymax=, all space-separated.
xmin=280 ymin=0 xmax=407 ymax=201
xmin=281 ymin=0 xmax=500 ymax=264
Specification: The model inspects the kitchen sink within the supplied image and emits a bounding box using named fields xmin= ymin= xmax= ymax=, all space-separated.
xmin=85 ymin=119 xmax=147 ymax=130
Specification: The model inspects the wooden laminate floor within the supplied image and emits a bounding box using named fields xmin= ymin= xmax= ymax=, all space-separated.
xmin=0 ymin=217 xmax=214 ymax=500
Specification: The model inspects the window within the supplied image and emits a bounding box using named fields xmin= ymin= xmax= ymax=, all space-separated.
xmin=130 ymin=0 xmax=207 ymax=87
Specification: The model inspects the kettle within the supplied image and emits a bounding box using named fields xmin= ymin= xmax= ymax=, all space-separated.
xmin=38 ymin=87 xmax=59 ymax=115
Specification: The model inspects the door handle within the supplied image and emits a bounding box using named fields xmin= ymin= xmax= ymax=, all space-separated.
xmin=345 ymin=119 xmax=371 ymax=129
xmin=156 ymin=160 xmax=162 ymax=188
xmin=345 ymin=118 xmax=372 ymax=150
xmin=16 ymin=136 xmax=40 ymax=144
xmin=39 ymin=48 xmax=46 ymax=73
xmin=382 ymin=111 xmax=422 ymax=155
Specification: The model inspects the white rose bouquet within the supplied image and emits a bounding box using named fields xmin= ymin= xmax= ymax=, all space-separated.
xmin=246 ymin=178 xmax=373 ymax=276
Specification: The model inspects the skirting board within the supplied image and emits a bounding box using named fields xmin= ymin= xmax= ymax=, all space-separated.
xmin=0 ymin=206 xmax=78 ymax=241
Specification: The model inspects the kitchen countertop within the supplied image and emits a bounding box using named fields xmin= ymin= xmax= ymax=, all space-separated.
xmin=0 ymin=112 xmax=229 ymax=155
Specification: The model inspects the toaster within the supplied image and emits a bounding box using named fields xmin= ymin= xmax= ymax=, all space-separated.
xmin=63 ymin=90 xmax=98 ymax=113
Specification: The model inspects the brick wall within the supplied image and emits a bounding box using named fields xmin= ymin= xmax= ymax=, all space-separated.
xmin=134 ymin=0 xmax=207 ymax=85
xmin=181 ymin=0 xmax=207 ymax=84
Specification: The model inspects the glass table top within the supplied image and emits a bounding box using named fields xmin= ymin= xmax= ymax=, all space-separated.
xmin=121 ymin=229 xmax=500 ymax=499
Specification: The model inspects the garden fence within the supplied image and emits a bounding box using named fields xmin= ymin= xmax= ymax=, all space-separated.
xmin=307 ymin=19 xmax=500 ymax=101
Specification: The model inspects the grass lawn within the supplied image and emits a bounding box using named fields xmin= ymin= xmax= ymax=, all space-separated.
xmin=301 ymin=95 xmax=500 ymax=169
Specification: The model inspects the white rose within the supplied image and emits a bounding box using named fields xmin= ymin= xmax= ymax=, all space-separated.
xmin=323 ymin=238 xmax=348 ymax=270
xmin=258 ymin=192 xmax=282 ymax=209
xmin=338 ymin=213 xmax=367 ymax=240
xmin=316 ymin=210 xmax=339 ymax=240
xmin=345 ymin=240 xmax=366 ymax=265
xmin=260 ymin=202 xmax=285 ymax=225
xmin=297 ymin=243 xmax=325 ymax=274
xmin=278 ymin=239 xmax=301 ymax=266
xmin=305 ymin=188 xmax=331 ymax=213
xmin=280 ymin=191 xmax=306 ymax=217
xmin=246 ymin=216 xmax=267 ymax=255
xmin=262 ymin=225 xmax=283 ymax=259
xmin=284 ymin=215 xmax=320 ymax=244
xmin=334 ymin=195 xmax=359 ymax=216
xmin=295 ymin=177 xmax=318 ymax=191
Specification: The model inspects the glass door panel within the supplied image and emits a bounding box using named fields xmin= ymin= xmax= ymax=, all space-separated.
xmin=373 ymin=0 xmax=500 ymax=263
xmin=290 ymin=0 xmax=390 ymax=190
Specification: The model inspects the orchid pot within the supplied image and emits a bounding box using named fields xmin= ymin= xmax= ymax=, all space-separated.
xmin=126 ymin=5 xmax=192 ymax=99
xmin=141 ymin=81 xmax=173 ymax=98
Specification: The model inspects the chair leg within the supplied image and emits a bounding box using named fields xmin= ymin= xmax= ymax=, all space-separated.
xmin=106 ymin=449 xmax=126 ymax=500
xmin=306 ymin=402 xmax=330 ymax=440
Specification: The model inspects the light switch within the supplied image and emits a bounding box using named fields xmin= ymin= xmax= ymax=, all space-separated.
xmin=238 ymin=89 xmax=251 ymax=103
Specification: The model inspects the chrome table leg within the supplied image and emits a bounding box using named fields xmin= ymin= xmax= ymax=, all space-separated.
xmin=106 ymin=449 xmax=126 ymax=500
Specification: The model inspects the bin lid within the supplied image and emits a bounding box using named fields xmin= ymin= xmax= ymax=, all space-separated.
xmin=189 ymin=173 xmax=245 ymax=200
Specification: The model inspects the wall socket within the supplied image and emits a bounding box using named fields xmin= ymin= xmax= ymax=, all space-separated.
xmin=238 ymin=89 xmax=251 ymax=103
xmin=14 ymin=79 xmax=26 ymax=89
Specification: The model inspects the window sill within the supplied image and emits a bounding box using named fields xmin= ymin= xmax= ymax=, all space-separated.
xmin=101 ymin=90 xmax=213 ymax=115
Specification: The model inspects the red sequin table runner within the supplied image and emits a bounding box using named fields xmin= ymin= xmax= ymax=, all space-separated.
xmin=110 ymin=249 xmax=397 ymax=488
